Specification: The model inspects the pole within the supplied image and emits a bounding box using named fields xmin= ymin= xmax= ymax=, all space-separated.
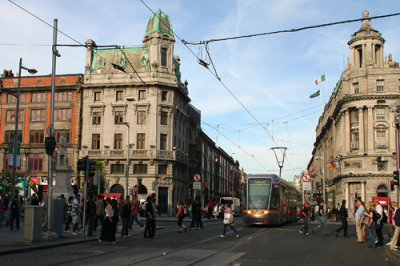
xmin=47 ymin=18 xmax=58 ymax=231
xmin=82 ymin=156 xmax=89 ymax=237
xmin=322 ymin=155 xmax=326 ymax=206
xmin=125 ymin=123 xmax=130 ymax=198
xmin=395 ymin=112 xmax=400 ymax=203
xmin=11 ymin=58 xmax=22 ymax=200
xmin=97 ymin=171 xmax=101 ymax=196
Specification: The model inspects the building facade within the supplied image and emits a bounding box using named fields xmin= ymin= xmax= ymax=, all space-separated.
xmin=0 ymin=73 xmax=82 ymax=199
xmin=308 ymin=11 xmax=400 ymax=213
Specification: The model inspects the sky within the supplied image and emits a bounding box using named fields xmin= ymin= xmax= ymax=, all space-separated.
xmin=1 ymin=0 xmax=399 ymax=181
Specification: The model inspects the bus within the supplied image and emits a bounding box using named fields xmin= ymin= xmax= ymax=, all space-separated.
xmin=220 ymin=197 xmax=241 ymax=216
xmin=243 ymin=174 xmax=301 ymax=225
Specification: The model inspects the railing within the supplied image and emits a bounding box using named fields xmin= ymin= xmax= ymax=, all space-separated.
xmin=376 ymin=144 xmax=387 ymax=149
xmin=157 ymin=150 xmax=173 ymax=159
xmin=131 ymin=150 xmax=148 ymax=158
xmin=110 ymin=150 xmax=125 ymax=156
xmin=88 ymin=150 xmax=102 ymax=155
xmin=350 ymin=143 xmax=359 ymax=150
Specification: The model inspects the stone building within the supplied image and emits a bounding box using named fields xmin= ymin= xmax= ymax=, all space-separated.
xmin=0 ymin=73 xmax=82 ymax=200
xmin=307 ymin=11 xmax=400 ymax=213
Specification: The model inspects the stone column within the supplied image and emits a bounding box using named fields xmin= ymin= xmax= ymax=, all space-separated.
xmin=344 ymin=110 xmax=350 ymax=153
xmin=345 ymin=182 xmax=349 ymax=209
xmin=367 ymin=107 xmax=374 ymax=152
xmin=359 ymin=108 xmax=365 ymax=152
xmin=361 ymin=181 xmax=365 ymax=201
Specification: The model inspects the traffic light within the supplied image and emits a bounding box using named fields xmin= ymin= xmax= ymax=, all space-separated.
xmin=77 ymin=158 xmax=86 ymax=172
xmin=393 ymin=170 xmax=399 ymax=186
xmin=391 ymin=180 xmax=395 ymax=191
xmin=45 ymin=136 xmax=56 ymax=156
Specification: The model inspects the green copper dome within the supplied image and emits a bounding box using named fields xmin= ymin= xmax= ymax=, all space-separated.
xmin=145 ymin=9 xmax=173 ymax=36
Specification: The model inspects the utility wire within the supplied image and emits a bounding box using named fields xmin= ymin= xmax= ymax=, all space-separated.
xmin=118 ymin=47 xmax=146 ymax=84
xmin=183 ymin=12 xmax=400 ymax=45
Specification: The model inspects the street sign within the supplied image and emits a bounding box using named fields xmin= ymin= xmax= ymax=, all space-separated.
xmin=302 ymin=172 xmax=311 ymax=182
xmin=1 ymin=178 xmax=8 ymax=186
xmin=303 ymin=182 xmax=312 ymax=191
xmin=193 ymin=182 xmax=201 ymax=190
xmin=193 ymin=173 xmax=201 ymax=182
xmin=28 ymin=180 xmax=35 ymax=187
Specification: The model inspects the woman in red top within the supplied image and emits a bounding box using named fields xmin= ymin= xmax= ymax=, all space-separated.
xmin=176 ymin=200 xmax=187 ymax=233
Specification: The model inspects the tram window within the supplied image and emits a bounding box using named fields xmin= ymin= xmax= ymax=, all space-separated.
xmin=270 ymin=185 xmax=280 ymax=210
xmin=248 ymin=179 xmax=271 ymax=209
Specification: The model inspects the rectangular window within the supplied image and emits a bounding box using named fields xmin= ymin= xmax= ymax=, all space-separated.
xmin=114 ymin=111 xmax=124 ymax=124
xmin=111 ymin=164 xmax=124 ymax=174
xmin=138 ymin=90 xmax=146 ymax=100
xmin=376 ymin=131 xmax=387 ymax=149
xmin=161 ymin=91 xmax=168 ymax=101
xmin=6 ymin=94 xmax=25 ymax=103
xmin=375 ymin=108 xmax=385 ymax=121
xmin=248 ymin=178 xmax=272 ymax=209
xmin=55 ymin=91 xmax=73 ymax=102
xmin=376 ymin=79 xmax=384 ymax=92
xmin=94 ymin=91 xmax=102 ymax=102
xmin=377 ymin=160 xmax=388 ymax=171
xmin=31 ymin=92 xmax=47 ymax=102
xmin=92 ymin=112 xmax=101 ymax=125
xmin=114 ymin=133 xmax=123 ymax=149
xmin=116 ymin=91 xmax=123 ymax=102
xmin=6 ymin=110 xmax=24 ymax=123
xmin=160 ymin=134 xmax=167 ymax=150
xmin=31 ymin=109 xmax=46 ymax=122
xmin=351 ymin=130 xmax=359 ymax=150
xmin=353 ymin=82 xmax=360 ymax=94
xmin=134 ymin=164 xmax=147 ymax=174
xmin=158 ymin=165 xmax=167 ymax=175
xmin=137 ymin=111 xmax=146 ymax=125
xmin=4 ymin=154 xmax=20 ymax=171
xmin=30 ymin=130 xmax=44 ymax=144
xmin=55 ymin=108 xmax=71 ymax=121
xmin=55 ymin=130 xmax=70 ymax=144
xmin=160 ymin=111 xmax=168 ymax=125
xmin=137 ymin=133 xmax=145 ymax=149
xmin=4 ymin=130 xmax=22 ymax=143
xmin=28 ymin=154 xmax=44 ymax=172
xmin=161 ymin=47 xmax=167 ymax=66
xmin=92 ymin=134 xmax=100 ymax=149
xmin=350 ymin=109 xmax=359 ymax=123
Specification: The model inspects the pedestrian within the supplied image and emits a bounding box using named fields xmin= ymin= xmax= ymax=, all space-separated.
xmin=207 ymin=201 xmax=213 ymax=219
xmin=98 ymin=198 xmax=116 ymax=245
xmin=363 ymin=202 xmax=377 ymax=248
xmin=220 ymin=203 xmax=239 ymax=238
xmin=213 ymin=204 xmax=219 ymax=220
xmin=335 ymin=200 xmax=348 ymax=237
xmin=9 ymin=196 xmax=20 ymax=230
xmin=87 ymin=195 xmax=97 ymax=237
xmin=31 ymin=194 xmax=39 ymax=205
xmin=129 ymin=195 xmax=145 ymax=230
xmin=354 ymin=199 xmax=365 ymax=243
xmin=95 ymin=195 xmax=105 ymax=231
xmin=299 ymin=201 xmax=310 ymax=235
xmin=64 ymin=196 xmax=73 ymax=232
xmin=373 ymin=199 xmax=384 ymax=246
xmin=150 ymin=193 xmax=157 ymax=237
xmin=144 ymin=196 xmax=155 ymax=238
xmin=120 ymin=196 xmax=131 ymax=237
xmin=0 ymin=195 xmax=5 ymax=227
xmin=335 ymin=203 xmax=341 ymax=222
xmin=389 ymin=201 xmax=400 ymax=251
xmin=176 ymin=200 xmax=187 ymax=233
xmin=312 ymin=200 xmax=326 ymax=236
xmin=71 ymin=194 xmax=82 ymax=235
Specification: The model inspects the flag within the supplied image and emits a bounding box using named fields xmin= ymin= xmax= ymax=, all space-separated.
xmin=309 ymin=90 xmax=320 ymax=98
xmin=329 ymin=161 xmax=336 ymax=169
xmin=315 ymin=74 xmax=326 ymax=85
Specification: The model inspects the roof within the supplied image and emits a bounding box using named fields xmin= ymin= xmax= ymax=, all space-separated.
xmin=1 ymin=74 xmax=82 ymax=88
xmin=145 ymin=9 xmax=173 ymax=36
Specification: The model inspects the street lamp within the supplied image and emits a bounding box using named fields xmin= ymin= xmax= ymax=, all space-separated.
xmin=10 ymin=58 xmax=37 ymax=200
xmin=123 ymin=122 xmax=130 ymax=197
xmin=316 ymin=155 xmax=326 ymax=205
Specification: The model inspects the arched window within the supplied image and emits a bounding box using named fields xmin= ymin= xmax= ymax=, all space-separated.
xmin=377 ymin=184 xmax=388 ymax=197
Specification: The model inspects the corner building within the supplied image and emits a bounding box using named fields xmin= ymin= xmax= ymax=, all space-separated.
xmin=80 ymin=10 xmax=202 ymax=215
xmin=308 ymin=11 xmax=400 ymax=214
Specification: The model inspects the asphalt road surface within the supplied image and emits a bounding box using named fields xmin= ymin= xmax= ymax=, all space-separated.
xmin=1 ymin=218 xmax=399 ymax=266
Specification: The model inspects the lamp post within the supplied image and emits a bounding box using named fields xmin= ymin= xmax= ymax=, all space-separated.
xmin=9 ymin=58 xmax=37 ymax=200
xmin=316 ymin=155 xmax=326 ymax=205
xmin=123 ymin=122 xmax=130 ymax=197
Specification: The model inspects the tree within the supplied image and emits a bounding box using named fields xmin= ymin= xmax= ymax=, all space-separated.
xmin=87 ymin=160 xmax=106 ymax=196
xmin=0 ymin=170 xmax=12 ymax=196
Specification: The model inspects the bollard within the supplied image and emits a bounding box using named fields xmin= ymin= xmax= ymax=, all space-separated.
xmin=24 ymin=206 xmax=43 ymax=243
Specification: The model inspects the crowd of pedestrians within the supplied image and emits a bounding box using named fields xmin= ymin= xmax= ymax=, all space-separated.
xmin=298 ymin=198 xmax=400 ymax=252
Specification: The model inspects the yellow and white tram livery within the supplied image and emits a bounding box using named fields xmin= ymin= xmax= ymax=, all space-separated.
xmin=243 ymin=174 xmax=301 ymax=225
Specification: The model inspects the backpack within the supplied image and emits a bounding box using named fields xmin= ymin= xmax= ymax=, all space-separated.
xmin=381 ymin=211 xmax=388 ymax=224
xmin=372 ymin=211 xmax=381 ymax=222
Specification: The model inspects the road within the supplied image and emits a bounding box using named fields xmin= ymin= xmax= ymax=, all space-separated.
xmin=1 ymin=218 xmax=399 ymax=266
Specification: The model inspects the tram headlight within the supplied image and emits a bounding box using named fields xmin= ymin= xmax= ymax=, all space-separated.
xmin=247 ymin=210 xmax=251 ymax=214
xmin=263 ymin=211 xmax=268 ymax=214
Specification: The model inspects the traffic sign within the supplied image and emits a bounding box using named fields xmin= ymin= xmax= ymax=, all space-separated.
xmin=303 ymin=182 xmax=312 ymax=191
xmin=193 ymin=182 xmax=201 ymax=190
xmin=28 ymin=180 xmax=35 ymax=187
xmin=1 ymin=178 xmax=8 ymax=186
xmin=302 ymin=172 xmax=311 ymax=182
xmin=193 ymin=173 xmax=201 ymax=182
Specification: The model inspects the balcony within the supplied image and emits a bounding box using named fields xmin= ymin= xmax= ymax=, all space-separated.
xmin=376 ymin=143 xmax=387 ymax=149
xmin=350 ymin=143 xmax=359 ymax=150
xmin=110 ymin=150 xmax=125 ymax=157
xmin=88 ymin=150 xmax=102 ymax=155
xmin=157 ymin=150 xmax=173 ymax=159
xmin=131 ymin=149 xmax=149 ymax=158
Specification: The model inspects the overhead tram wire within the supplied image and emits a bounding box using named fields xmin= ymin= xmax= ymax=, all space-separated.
xmin=183 ymin=12 xmax=400 ymax=45
xmin=8 ymin=0 xmax=142 ymax=79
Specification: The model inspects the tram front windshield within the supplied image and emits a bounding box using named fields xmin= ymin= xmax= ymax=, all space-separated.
xmin=248 ymin=178 xmax=271 ymax=210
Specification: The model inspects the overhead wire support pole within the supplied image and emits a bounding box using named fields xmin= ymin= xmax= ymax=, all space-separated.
xmin=271 ymin=147 xmax=288 ymax=178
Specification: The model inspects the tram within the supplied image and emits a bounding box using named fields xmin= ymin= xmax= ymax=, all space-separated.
xmin=243 ymin=174 xmax=302 ymax=225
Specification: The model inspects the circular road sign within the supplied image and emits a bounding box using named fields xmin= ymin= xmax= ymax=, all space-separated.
xmin=193 ymin=173 xmax=201 ymax=182
xmin=302 ymin=172 xmax=311 ymax=182
xmin=28 ymin=180 xmax=35 ymax=187
xmin=1 ymin=178 xmax=8 ymax=186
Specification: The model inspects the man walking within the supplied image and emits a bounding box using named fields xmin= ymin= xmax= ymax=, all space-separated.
xmin=299 ymin=202 xmax=310 ymax=235
xmin=71 ymin=194 xmax=82 ymax=235
xmin=312 ymin=200 xmax=326 ymax=236
xmin=95 ymin=195 xmax=105 ymax=231
xmin=335 ymin=200 xmax=348 ymax=237
xmin=9 ymin=196 xmax=20 ymax=230
xmin=144 ymin=196 xmax=155 ymax=238
xmin=374 ymin=199 xmax=384 ymax=246
xmin=130 ymin=195 xmax=144 ymax=230
xmin=87 ymin=195 xmax=97 ymax=237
